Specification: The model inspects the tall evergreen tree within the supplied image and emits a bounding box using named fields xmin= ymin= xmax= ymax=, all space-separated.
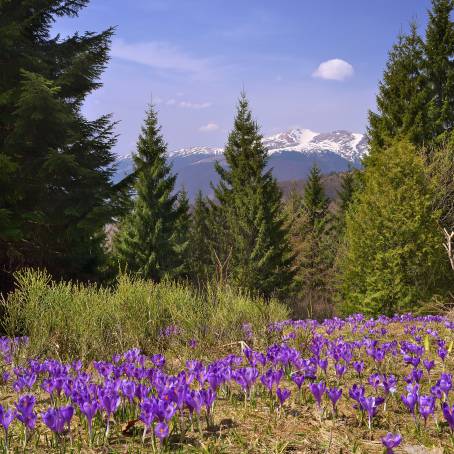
xmin=339 ymin=141 xmax=452 ymax=316
xmin=212 ymin=94 xmax=294 ymax=298
xmin=367 ymin=23 xmax=429 ymax=157
xmin=113 ymin=104 xmax=188 ymax=281
xmin=425 ymin=0 xmax=454 ymax=141
xmin=293 ymin=165 xmax=334 ymax=316
xmin=0 ymin=0 xmax=119 ymax=288
xmin=188 ymin=191 xmax=213 ymax=283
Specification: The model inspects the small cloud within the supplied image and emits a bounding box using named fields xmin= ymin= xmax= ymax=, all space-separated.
xmin=179 ymin=101 xmax=212 ymax=109
xmin=166 ymin=99 xmax=177 ymax=106
xmin=199 ymin=122 xmax=220 ymax=132
xmin=312 ymin=58 xmax=354 ymax=81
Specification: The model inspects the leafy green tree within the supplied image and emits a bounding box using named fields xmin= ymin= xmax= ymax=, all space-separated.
xmin=212 ymin=93 xmax=294 ymax=298
xmin=367 ymin=23 xmax=429 ymax=158
xmin=113 ymin=105 xmax=188 ymax=281
xmin=338 ymin=141 xmax=451 ymax=316
xmin=0 ymin=0 xmax=119 ymax=287
xmin=425 ymin=0 xmax=454 ymax=141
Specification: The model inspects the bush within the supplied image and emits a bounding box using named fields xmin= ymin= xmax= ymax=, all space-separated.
xmin=0 ymin=269 xmax=288 ymax=361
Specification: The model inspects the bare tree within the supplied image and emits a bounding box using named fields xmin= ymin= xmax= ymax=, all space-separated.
xmin=443 ymin=228 xmax=454 ymax=271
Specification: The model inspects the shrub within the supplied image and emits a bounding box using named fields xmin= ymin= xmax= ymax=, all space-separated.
xmin=0 ymin=269 xmax=288 ymax=361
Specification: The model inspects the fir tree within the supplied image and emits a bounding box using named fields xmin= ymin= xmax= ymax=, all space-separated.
xmin=424 ymin=0 xmax=454 ymax=141
xmin=367 ymin=23 xmax=429 ymax=157
xmin=293 ymin=164 xmax=334 ymax=316
xmin=188 ymin=191 xmax=213 ymax=283
xmin=338 ymin=141 xmax=452 ymax=316
xmin=213 ymin=93 xmax=294 ymax=298
xmin=113 ymin=104 xmax=187 ymax=281
xmin=0 ymin=0 xmax=119 ymax=286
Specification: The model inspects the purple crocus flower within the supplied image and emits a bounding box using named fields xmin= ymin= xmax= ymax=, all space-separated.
xmin=423 ymin=359 xmax=435 ymax=374
xmin=291 ymin=373 xmax=305 ymax=390
xmin=154 ymin=421 xmax=169 ymax=442
xmin=0 ymin=405 xmax=16 ymax=450
xmin=335 ymin=362 xmax=346 ymax=377
xmin=79 ymin=401 xmax=98 ymax=441
xmin=352 ymin=361 xmax=364 ymax=376
xmin=326 ymin=387 xmax=342 ymax=413
xmin=15 ymin=395 xmax=37 ymax=431
xmin=381 ymin=433 xmax=402 ymax=454
xmin=401 ymin=392 xmax=418 ymax=415
xmin=442 ymin=402 xmax=454 ymax=432
xmin=276 ymin=388 xmax=291 ymax=406
xmin=418 ymin=395 xmax=435 ymax=425
xmin=438 ymin=346 xmax=448 ymax=362
xmin=359 ymin=396 xmax=384 ymax=429
xmin=309 ymin=381 xmax=326 ymax=408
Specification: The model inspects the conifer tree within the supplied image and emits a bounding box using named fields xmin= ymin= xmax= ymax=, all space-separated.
xmin=188 ymin=191 xmax=213 ymax=283
xmin=425 ymin=0 xmax=454 ymax=141
xmin=367 ymin=23 xmax=429 ymax=157
xmin=0 ymin=0 xmax=119 ymax=287
xmin=339 ymin=141 xmax=452 ymax=316
xmin=113 ymin=104 xmax=188 ymax=281
xmin=293 ymin=165 xmax=334 ymax=316
xmin=213 ymin=94 xmax=294 ymax=298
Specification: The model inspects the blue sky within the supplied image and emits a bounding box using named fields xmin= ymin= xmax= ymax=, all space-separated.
xmin=53 ymin=0 xmax=432 ymax=155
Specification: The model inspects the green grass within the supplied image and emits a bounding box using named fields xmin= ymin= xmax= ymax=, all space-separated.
xmin=0 ymin=269 xmax=288 ymax=361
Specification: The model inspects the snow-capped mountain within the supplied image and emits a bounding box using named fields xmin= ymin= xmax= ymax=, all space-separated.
xmin=113 ymin=128 xmax=368 ymax=201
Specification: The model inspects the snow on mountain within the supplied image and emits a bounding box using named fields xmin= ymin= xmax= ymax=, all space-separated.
xmin=113 ymin=128 xmax=368 ymax=200
xmin=160 ymin=128 xmax=367 ymax=162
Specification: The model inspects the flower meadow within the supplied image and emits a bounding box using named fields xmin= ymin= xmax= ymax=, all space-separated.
xmin=0 ymin=314 xmax=453 ymax=453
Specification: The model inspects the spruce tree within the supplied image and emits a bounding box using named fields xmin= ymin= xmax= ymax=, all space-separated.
xmin=0 ymin=0 xmax=119 ymax=286
xmin=188 ymin=191 xmax=213 ymax=283
xmin=293 ymin=164 xmax=334 ymax=316
xmin=213 ymin=94 xmax=294 ymax=298
xmin=339 ymin=141 xmax=452 ymax=316
xmin=367 ymin=23 xmax=429 ymax=157
xmin=425 ymin=0 xmax=454 ymax=141
xmin=113 ymin=104 xmax=187 ymax=281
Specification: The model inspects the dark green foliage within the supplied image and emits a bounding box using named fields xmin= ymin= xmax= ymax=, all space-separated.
xmin=188 ymin=191 xmax=213 ymax=284
xmin=212 ymin=94 xmax=294 ymax=298
xmin=425 ymin=0 xmax=454 ymax=141
xmin=0 ymin=0 xmax=119 ymax=284
xmin=288 ymin=164 xmax=335 ymax=317
xmin=113 ymin=105 xmax=188 ymax=281
xmin=338 ymin=141 xmax=452 ymax=316
xmin=368 ymin=1 xmax=454 ymax=156
xmin=367 ymin=23 xmax=429 ymax=157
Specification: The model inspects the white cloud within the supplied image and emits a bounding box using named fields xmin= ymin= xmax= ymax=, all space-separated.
xmin=111 ymin=39 xmax=210 ymax=75
xmin=179 ymin=101 xmax=212 ymax=109
xmin=199 ymin=122 xmax=220 ymax=132
xmin=312 ymin=59 xmax=354 ymax=81
xmin=166 ymin=99 xmax=177 ymax=106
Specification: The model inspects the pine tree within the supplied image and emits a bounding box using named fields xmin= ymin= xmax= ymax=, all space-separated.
xmin=425 ymin=0 xmax=454 ymax=141
xmin=188 ymin=191 xmax=213 ymax=283
xmin=0 ymin=0 xmax=119 ymax=287
xmin=338 ymin=141 xmax=452 ymax=316
xmin=212 ymin=93 xmax=294 ymax=298
xmin=113 ymin=104 xmax=187 ymax=281
xmin=293 ymin=164 xmax=334 ymax=316
xmin=367 ymin=23 xmax=429 ymax=157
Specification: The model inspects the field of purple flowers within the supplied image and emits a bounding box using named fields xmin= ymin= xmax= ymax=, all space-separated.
xmin=0 ymin=314 xmax=453 ymax=453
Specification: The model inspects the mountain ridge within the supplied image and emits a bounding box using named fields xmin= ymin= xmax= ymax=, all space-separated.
xmin=114 ymin=128 xmax=368 ymax=200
